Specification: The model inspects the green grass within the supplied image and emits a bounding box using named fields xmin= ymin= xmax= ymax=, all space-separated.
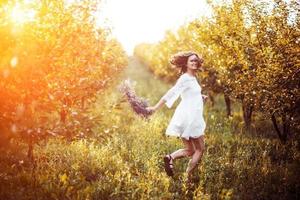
xmin=0 ymin=57 xmax=299 ymax=200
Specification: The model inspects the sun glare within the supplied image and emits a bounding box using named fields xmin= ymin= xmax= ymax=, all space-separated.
xmin=10 ymin=56 xmax=18 ymax=68
xmin=10 ymin=4 xmax=36 ymax=24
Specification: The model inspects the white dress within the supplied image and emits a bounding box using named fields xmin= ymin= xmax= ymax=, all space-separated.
xmin=161 ymin=73 xmax=206 ymax=140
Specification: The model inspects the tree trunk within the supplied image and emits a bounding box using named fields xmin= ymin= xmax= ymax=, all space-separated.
xmin=271 ymin=113 xmax=289 ymax=143
xmin=242 ymin=103 xmax=253 ymax=130
xmin=224 ymin=93 xmax=232 ymax=117
xmin=60 ymin=108 xmax=67 ymax=123
xmin=282 ymin=115 xmax=290 ymax=142
xmin=209 ymin=93 xmax=215 ymax=107
xmin=81 ymin=97 xmax=85 ymax=109
xmin=27 ymin=139 xmax=34 ymax=162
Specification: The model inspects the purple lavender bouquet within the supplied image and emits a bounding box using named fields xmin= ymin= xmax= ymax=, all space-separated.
xmin=118 ymin=79 xmax=153 ymax=118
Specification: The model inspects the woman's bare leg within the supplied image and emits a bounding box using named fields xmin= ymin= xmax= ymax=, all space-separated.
xmin=169 ymin=138 xmax=194 ymax=165
xmin=186 ymin=135 xmax=205 ymax=175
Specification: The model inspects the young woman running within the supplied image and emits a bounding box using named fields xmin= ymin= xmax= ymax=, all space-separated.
xmin=146 ymin=51 xmax=207 ymax=177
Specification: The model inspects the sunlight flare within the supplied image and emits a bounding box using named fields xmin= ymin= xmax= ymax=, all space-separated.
xmin=10 ymin=56 xmax=18 ymax=68
xmin=10 ymin=3 xmax=36 ymax=24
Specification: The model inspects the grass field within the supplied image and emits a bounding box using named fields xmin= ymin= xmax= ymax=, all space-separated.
xmin=0 ymin=57 xmax=299 ymax=200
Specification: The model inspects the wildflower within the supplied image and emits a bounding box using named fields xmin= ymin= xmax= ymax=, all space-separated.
xmin=118 ymin=79 xmax=153 ymax=118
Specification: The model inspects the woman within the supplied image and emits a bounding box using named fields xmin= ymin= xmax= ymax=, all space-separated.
xmin=146 ymin=51 xmax=207 ymax=177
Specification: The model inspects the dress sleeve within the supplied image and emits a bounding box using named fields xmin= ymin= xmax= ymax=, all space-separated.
xmin=161 ymin=75 xmax=189 ymax=108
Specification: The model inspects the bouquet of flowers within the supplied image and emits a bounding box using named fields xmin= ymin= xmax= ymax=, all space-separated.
xmin=118 ymin=79 xmax=153 ymax=118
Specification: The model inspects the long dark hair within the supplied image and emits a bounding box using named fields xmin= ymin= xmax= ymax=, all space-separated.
xmin=169 ymin=51 xmax=202 ymax=75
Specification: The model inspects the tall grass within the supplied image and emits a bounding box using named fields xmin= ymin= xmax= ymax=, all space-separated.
xmin=0 ymin=57 xmax=299 ymax=199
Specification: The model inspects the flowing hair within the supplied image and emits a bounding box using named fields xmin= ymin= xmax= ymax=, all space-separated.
xmin=169 ymin=51 xmax=203 ymax=75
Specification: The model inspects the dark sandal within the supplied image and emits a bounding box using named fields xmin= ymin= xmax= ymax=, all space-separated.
xmin=163 ymin=155 xmax=174 ymax=176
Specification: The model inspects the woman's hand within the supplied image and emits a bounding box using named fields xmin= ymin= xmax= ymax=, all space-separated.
xmin=146 ymin=106 xmax=157 ymax=114
xmin=202 ymin=95 xmax=208 ymax=102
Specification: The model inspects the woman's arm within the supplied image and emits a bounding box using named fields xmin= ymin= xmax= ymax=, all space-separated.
xmin=146 ymin=98 xmax=166 ymax=113
xmin=146 ymin=75 xmax=189 ymax=113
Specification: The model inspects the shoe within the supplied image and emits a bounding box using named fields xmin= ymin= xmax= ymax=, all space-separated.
xmin=163 ymin=154 xmax=174 ymax=176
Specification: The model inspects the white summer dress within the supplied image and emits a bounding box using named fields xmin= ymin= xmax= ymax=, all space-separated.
xmin=161 ymin=73 xmax=206 ymax=140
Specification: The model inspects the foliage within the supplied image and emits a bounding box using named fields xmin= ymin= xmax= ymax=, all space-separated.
xmin=134 ymin=0 xmax=300 ymax=142
xmin=0 ymin=0 xmax=128 ymax=154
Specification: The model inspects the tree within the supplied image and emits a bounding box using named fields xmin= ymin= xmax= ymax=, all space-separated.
xmin=0 ymin=0 xmax=128 ymax=158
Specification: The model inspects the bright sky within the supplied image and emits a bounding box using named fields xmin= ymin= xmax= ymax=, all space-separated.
xmin=95 ymin=0 xmax=212 ymax=55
